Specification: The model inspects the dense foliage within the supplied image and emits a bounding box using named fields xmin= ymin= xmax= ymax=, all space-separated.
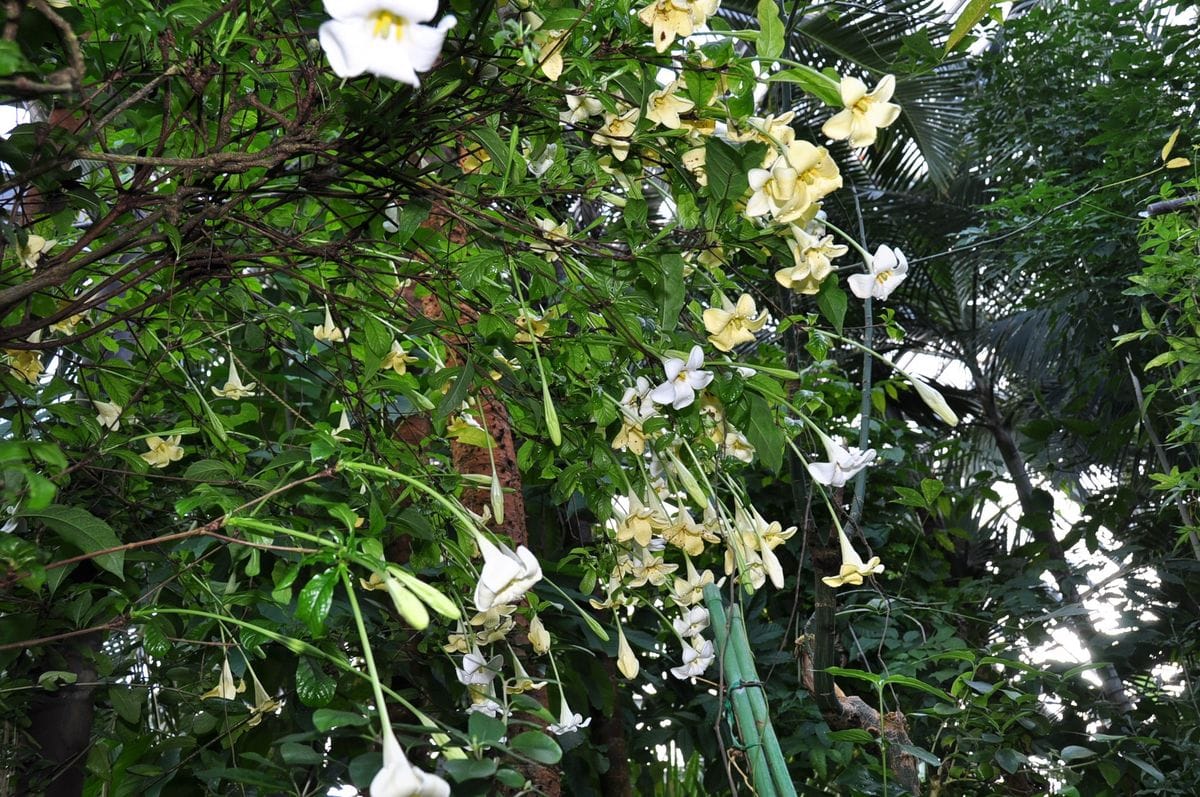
xmin=0 ymin=1 xmax=1196 ymax=796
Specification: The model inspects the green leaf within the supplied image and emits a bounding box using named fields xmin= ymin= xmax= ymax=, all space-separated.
xmin=658 ymin=253 xmax=686 ymax=331
xmin=744 ymin=393 xmax=784 ymax=472
xmin=295 ymin=657 xmax=336 ymax=707
xmin=444 ymin=758 xmax=498 ymax=781
xmin=469 ymin=711 xmax=507 ymax=746
xmin=0 ymin=41 xmax=30 ymax=77
xmin=311 ymin=708 xmax=369 ymax=732
xmin=704 ymin=138 xmax=749 ymax=203
xmin=884 ymin=674 xmax=954 ymax=703
xmin=434 ymin=360 xmax=475 ymax=426
xmin=768 ymin=66 xmax=843 ymax=107
xmin=1060 ymin=745 xmax=1095 ymax=761
xmin=296 ymin=568 xmax=337 ymax=636
xmin=828 ymin=728 xmax=874 ymax=743
xmin=467 ymin=127 xmax=510 ymax=175
xmin=946 ymin=0 xmax=993 ymax=52
xmin=920 ymin=478 xmax=944 ymax=505
xmin=816 ymin=279 xmax=847 ymax=334
xmin=756 ymin=0 xmax=784 ymax=59
xmin=280 ymin=742 xmax=325 ymax=766
xmin=1124 ymin=754 xmax=1164 ymax=782
xmin=509 ymin=731 xmax=562 ymax=764
xmin=994 ymin=748 xmax=1026 ymax=774
xmin=22 ymin=505 xmax=124 ymax=579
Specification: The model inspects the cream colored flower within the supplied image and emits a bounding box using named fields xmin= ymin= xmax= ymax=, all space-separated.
xmin=94 ymin=400 xmax=122 ymax=431
xmin=722 ymin=429 xmax=755 ymax=463
xmin=507 ymin=654 xmax=547 ymax=694
xmin=547 ymin=693 xmax=591 ymax=735
xmin=822 ymin=74 xmax=901 ymax=148
xmin=369 ymin=726 xmax=451 ymax=797
xmin=616 ymin=623 xmax=639 ymax=679
xmin=682 ymin=146 xmax=707 ymax=185
xmin=613 ymin=492 xmax=671 ymax=547
xmin=670 ymin=635 xmax=715 ymax=680
xmin=671 ymin=557 xmax=715 ymax=605
xmin=141 ymin=434 xmax=184 ymax=468
xmin=212 ymin=358 xmax=257 ymax=399
xmin=807 ymin=435 xmax=875 ymax=487
xmin=50 ymin=307 xmax=86 ymax=336
xmin=561 ymin=93 xmax=604 ymax=126
xmin=672 ymin=606 xmax=710 ymax=639
xmin=703 ymin=292 xmax=768 ymax=352
xmin=637 ymin=0 xmax=719 ymax=53
xmin=332 ymin=409 xmax=352 ymax=440
xmin=381 ymin=340 xmax=419 ymax=376
xmin=591 ymin=108 xmax=639 ymax=161
xmin=625 ymin=548 xmax=678 ymax=588
xmin=728 ymin=111 xmax=796 ymax=150
xmin=776 ymin=226 xmax=847 ymax=294
xmin=788 ymin=141 xmax=842 ymax=202
xmin=536 ymin=29 xmax=568 ymax=81
xmin=514 ymin=311 xmax=549 ymax=343
xmin=201 ymin=657 xmax=243 ymax=700
xmin=313 ymin=305 xmax=348 ymax=344
xmin=645 ymin=81 xmax=695 ymax=129
xmin=528 ymin=613 xmax=551 ymax=654
xmin=530 ymin=217 xmax=569 ymax=261
xmin=489 ymin=348 xmax=521 ymax=381
xmin=821 ymin=526 xmax=884 ymax=588
xmin=663 ymin=507 xmax=719 ymax=556
xmin=5 ymin=347 xmax=43 ymax=383
xmin=16 ymin=234 xmax=56 ymax=269
xmin=612 ymin=415 xmax=649 ymax=455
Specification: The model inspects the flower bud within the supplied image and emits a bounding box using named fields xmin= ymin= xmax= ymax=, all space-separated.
xmin=528 ymin=613 xmax=551 ymax=655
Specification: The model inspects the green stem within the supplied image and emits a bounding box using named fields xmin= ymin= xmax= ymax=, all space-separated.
xmin=341 ymin=567 xmax=391 ymax=732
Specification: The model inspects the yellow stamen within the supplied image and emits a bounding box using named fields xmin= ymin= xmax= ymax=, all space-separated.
xmin=371 ymin=10 xmax=407 ymax=40
xmin=875 ymin=269 xmax=892 ymax=285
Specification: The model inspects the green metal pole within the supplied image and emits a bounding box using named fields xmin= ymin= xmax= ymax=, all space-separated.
xmin=704 ymin=585 xmax=776 ymax=797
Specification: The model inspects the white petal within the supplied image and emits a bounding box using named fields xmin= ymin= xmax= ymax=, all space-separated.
xmin=404 ymin=17 xmax=456 ymax=73
xmin=847 ymin=273 xmax=873 ymax=300
xmin=806 ymin=461 xmax=837 ymax=486
xmin=684 ymin=345 xmax=705 ymax=371
xmin=319 ymin=20 xmax=371 ymax=77
xmin=649 ymin=381 xmax=678 ymax=406
xmin=871 ymin=244 xmax=898 ymax=273
xmin=671 ymin=383 xmax=696 ymax=410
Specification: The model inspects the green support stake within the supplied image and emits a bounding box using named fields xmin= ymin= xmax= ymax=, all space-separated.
xmin=704 ymin=585 xmax=789 ymax=797
xmin=730 ymin=603 xmax=798 ymax=797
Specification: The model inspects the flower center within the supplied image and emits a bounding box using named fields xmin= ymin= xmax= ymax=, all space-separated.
xmin=875 ymin=269 xmax=893 ymax=285
xmin=370 ymin=10 xmax=407 ymax=40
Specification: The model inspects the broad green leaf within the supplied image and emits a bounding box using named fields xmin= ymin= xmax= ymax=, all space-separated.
xmin=816 ymin=279 xmax=847 ymax=334
xmin=444 ymin=758 xmax=498 ymax=781
xmin=295 ymin=657 xmax=336 ymax=707
xmin=768 ymin=66 xmax=842 ymax=106
xmin=296 ymin=568 xmax=337 ymax=636
xmin=756 ymin=0 xmax=784 ymax=60
xmin=745 ymin=393 xmax=784 ymax=472
xmin=946 ymin=0 xmax=993 ymax=52
xmin=312 ymin=708 xmax=369 ymax=732
xmin=22 ymin=505 xmax=124 ymax=579
xmin=509 ymin=731 xmax=562 ymax=764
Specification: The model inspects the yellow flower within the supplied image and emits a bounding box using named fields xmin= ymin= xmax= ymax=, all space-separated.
xmin=514 ymin=311 xmax=549 ymax=343
xmin=788 ymin=140 xmax=842 ymax=201
xmin=663 ymin=508 xmax=719 ymax=556
xmin=613 ymin=492 xmax=670 ymax=547
xmin=5 ymin=348 xmax=43 ymax=383
xmin=728 ymin=110 xmax=797 ymax=151
xmin=612 ymin=415 xmax=649 ymax=455
xmin=211 ymin=358 xmax=257 ymax=399
xmin=775 ymin=226 xmax=847 ymax=294
xmin=591 ymin=108 xmax=640 ymax=161
xmin=17 ymin=234 xmax=56 ymax=269
xmin=722 ymin=429 xmax=755 ymax=463
xmin=821 ymin=526 xmax=884 ymax=587
xmin=703 ymin=292 xmax=768 ymax=351
xmin=822 ymin=74 xmax=901 ymax=148
xmin=528 ymin=613 xmax=551 ymax=655
xmin=671 ymin=557 xmax=715 ymax=606
xmin=645 ymin=81 xmax=695 ymax=129
xmin=201 ymin=657 xmax=244 ymax=701
xmin=507 ymin=654 xmax=548 ymax=694
xmin=381 ymin=340 xmax=418 ymax=376
xmin=489 ymin=348 xmax=521 ymax=381
xmin=50 ymin=304 xmax=86 ymax=336
xmin=616 ymin=623 xmax=639 ymax=679
xmin=637 ymin=0 xmax=719 ymax=53
xmin=141 ymin=434 xmax=185 ymax=468
xmin=246 ymin=671 xmax=281 ymax=727
xmin=536 ymin=30 xmax=568 ymax=81
xmin=94 ymin=400 xmax=122 ymax=431
xmin=682 ymin=146 xmax=707 ymax=185
xmin=313 ymin=305 xmax=348 ymax=344
xmin=530 ymin=217 xmax=569 ymax=262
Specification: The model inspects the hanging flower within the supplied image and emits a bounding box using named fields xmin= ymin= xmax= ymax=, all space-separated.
xmin=507 ymin=654 xmax=548 ymax=694
xmin=650 ymin=345 xmax=713 ymax=410
xmin=722 ymin=429 xmax=755 ymax=463
xmin=907 ymin=374 xmax=959 ymax=426
xmin=591 ymin=108 xmax=640 ymax=161
xmin=776 ymin=226 xmax=848 ymax=294
xmin=246 ymin=671 xmax=282 ymax=727
xmin=663 ymin=508 xmax=719 ymax=556
xmin=473 ymin=534 xmax=542 ymax=612
xmin=514 ymin=311 xmax=549 ymax=343
xmin=332 ymin=409 xmax=352 ymax=440
xmin=848 ymin=244 xmax=908 ymax=301
xmin=822 ymin=74 xmax=901 ymax=148
xmin=645 ymin=80 xmax=695 ymax=129
xmin=637 ymin=0 xmax=719 ymax=53
xmin=625 ymin=548 xmax=678 ymax=588
xmin=728 ymin=110 xmax=797 ymax=150
xmin=382 ymin=340 xmax=419 ymax=376
xmin=313 ymin=305 xmax=348 ymax=344
xmin=546 ymin=693 xmax=592 ymax=735
xmin=671 ymin=557 xmax=715 ymax=605
xmin=821 ymin=527 xmax=884 ymax=588
xmin=530 ymin=218 xmax=569 ymax=262
xmin=703 ymin=293 xmax=768 ymax=352
xmin=369 ymin=726 xmax=451 ymax=797
xmin=141 ymin=434 xmax=185 ymax=468
xmin=670 ymin=636 xmax=716 ymax=680
xmin=201 ymin=657 xmax=243 ymax=700
xmin=616 ymin=623 xmax=639 ymax=679
xmin=613 ymin=491 xmax=671 ymax=548
xmin=50 ymin=307 xmax=86 ymax=336
xmin=16 ymin=234 xmax=56 ymax=269
xmin=211 ymin=358 xmax=257 ymax=399
xmin=806 ymin=435 xmax=875 ymax=488
xmin=318 ymin=0 xmax=457 ymax=87
xmin=672 ymin=606 xmax=710 ymax=639
xmin=528 ymin=613 xmax=551 ymax=654
xmin=455 ymin=647 xmax=500 ymax=688
xmin=94 ymin=401 xmax=122 ymax=431
xmin=524 ymin=141 xmax=558 ymax=178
